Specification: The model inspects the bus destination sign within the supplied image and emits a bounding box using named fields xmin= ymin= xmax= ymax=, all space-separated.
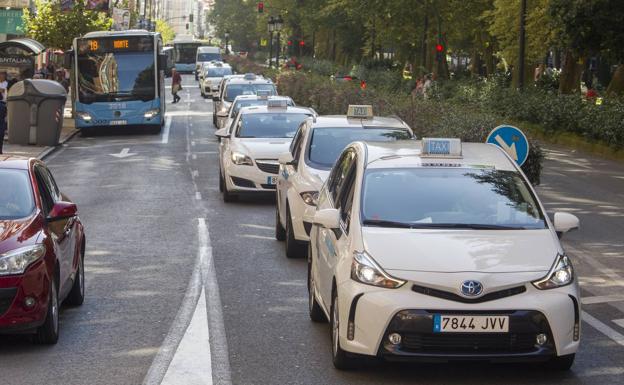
xmin=78 ymin=36 xmax=153 ymax=54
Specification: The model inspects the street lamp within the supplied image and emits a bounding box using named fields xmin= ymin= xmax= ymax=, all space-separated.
xmin=267 ymin=16 xmax=275 ymax=68
xmin=274 ymin=15 xmax=283 ymax=68
xmin=225 ymin=30 xmax=230 ymax=55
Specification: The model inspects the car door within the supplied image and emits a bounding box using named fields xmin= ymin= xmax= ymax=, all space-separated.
xmin=315 ymin=150 xmax=356 ymax=309
xmin=279 ymin=123 xmax=305 ymax=224
xmin=220 ymin=116 xmax=239 ymax=174
xmin=34 ymin=165 xmax=73 ymax=294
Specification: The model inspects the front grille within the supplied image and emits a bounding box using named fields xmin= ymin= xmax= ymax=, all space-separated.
xmin=401 ymin=332 xmax=537 ymax=354
xmin=411 ymin=284 xmax=526 ymax=304
xmin=231 ymin=176 xmax=255 ymax=188
xmin=0 ymin=288 xmax=17 ymax=316
xmin=256 ymin=160 xmax=280 ymax=174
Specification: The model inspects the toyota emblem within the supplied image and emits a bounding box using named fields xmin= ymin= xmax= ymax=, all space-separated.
xmin=461 ymin=280 xmax=483 ymax=297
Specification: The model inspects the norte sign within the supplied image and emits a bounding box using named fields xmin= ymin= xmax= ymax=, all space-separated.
xmin=486 ymin=125 xmax=530 ymax=166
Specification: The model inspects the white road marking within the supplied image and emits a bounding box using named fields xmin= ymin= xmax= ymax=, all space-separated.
xmin=192 ymin=154 xmax=197 ymax=160
xmin=196 ymin=192 xmax=202 ymax=200
xmin=192 ymin=141 xmax=196 ymax=146
xmin=613 ymin=319 xmax=624 ymax=329
xmin=109 ymin=148 xmax=136 ymax=158
xmin=192 ymin=170 xmax=199 ymax=178
xmin=193 ymin=151 xmax=218 ymax=155
xmin=239 ymin=234 xmax=275 ymax=241
xmin=161 ymin=116 xmax=172 ymax=144
xmin=582 ymin=311 xmax=624 ymax=347
xmin=161 ymin=291 xmax=212 ymax=385
xmin=582 ymin=295 xmax=624 ymax=305
xmin=241 ymin=224 xmax=273 ymax=231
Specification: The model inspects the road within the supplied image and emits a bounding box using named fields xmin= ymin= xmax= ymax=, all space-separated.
xmin=0 ymin=75 xmax=623 ymax=385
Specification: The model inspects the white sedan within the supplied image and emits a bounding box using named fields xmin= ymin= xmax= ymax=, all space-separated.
xmin=276 ymin=105 xmax=413 ymax=258
xmin=308 ymin=138 xmax=581 ymax=370
xmin=215 ymin=101 xmax=315 ymax=202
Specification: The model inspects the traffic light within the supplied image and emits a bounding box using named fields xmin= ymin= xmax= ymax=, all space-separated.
xmin=189 ymin=14 xmax=193 ymax=22
xmin=299 ymin=40 xmax=305 ymax=47
xmin=287 ymin=40 xmax=292 ymax=46
xmin=185 ymin=23 xmax=189 ymax=30
xmin=435 ymin=43 xmax=444 ymax=61
xmin=435 ymin=44 xmax=443 ymax=52
xmin=258 ymin=2 xmax=264 ymax=13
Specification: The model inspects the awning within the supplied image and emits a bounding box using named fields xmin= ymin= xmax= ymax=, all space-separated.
xmin=0 ymin=38 xmax=46 ymax=56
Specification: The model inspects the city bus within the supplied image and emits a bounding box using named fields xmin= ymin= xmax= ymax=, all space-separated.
xmin=70 ymin=30 xmax=165 ymax=134
xmin=172 ymin=37 xmax=202 ymax=73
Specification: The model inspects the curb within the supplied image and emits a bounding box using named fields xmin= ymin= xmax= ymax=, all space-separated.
xmin=37 ymin=128 xmax=80 ymax=160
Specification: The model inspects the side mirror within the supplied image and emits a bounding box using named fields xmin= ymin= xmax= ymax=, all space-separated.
xmin=213 ymin=96 xmax=220 ymax=102
xmin=278 ymin=152 xmax=295 ymax=166
xmin=215 ymin=128 xmax=229 ymax=138
xmin=47 ymin=201 xmax=77 ymax=222
xmin=313 ymin=208 xmax=340 ymax=229
xmin=217 ymin=111 xmax=228 ymax=118
xmin=158 ymin=54 xmax=167 ymax=71
xmin=553 ymin=212 xmax=580 ymax=237
xmin=63 ymin=51 xmax=74 ymax=69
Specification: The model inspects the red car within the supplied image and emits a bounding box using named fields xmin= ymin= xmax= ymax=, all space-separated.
xmin=0 ymin=156 xmax=85 ymax=344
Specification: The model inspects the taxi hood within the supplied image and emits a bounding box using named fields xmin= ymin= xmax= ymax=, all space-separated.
xmin=238 ymin=139 xmax=292 ymax=160
xmin=362 ymin=228 xmax=557 ymax=274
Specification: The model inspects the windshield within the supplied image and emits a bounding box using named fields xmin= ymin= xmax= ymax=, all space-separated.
xmin=231 ymin=99 xmax=293 ymax=117
xmin=0 ymin=169 xmax=35 ymax=220
xmin=175 ymin=43 xmax=199 ymax=64
xmin=225 ymin=84 xmax=276 ymax=102
xmin=206 ymin=67 xmax=232 ymax=78
xmin=308 ymin=127 xmax=412 ymax=168
xmin=77 ymin=52 xmax=155 ymax=103
xmin=237 ymin=113 xmax=309 ymax=138
xmin=361 ymin=168 xmax=546 ymax=230
xmin=198 ymin=52 xmax=222 ymax=62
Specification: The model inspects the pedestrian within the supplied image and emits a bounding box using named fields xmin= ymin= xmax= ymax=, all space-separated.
xmin=171 ymin=68 xmax=182 ymax=104
xmin=0 ymin=71 xmax=7 ymax=102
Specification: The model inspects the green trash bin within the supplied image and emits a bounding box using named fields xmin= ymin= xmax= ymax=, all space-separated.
xmin=7 ymin=79 xmax=67 ymax=146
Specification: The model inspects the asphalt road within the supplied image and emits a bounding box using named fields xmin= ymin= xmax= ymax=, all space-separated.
xmin=1 ymin=75 xmax=623 ymax=385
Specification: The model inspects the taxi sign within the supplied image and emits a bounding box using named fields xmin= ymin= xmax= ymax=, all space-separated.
xmin=267 ymin=98 xmax=289 ymax=108
xmin=421 ymin=138 xmax=462 ymax=158
xmin=486 ymin=125 xmax=529 ymax=166
xmin=243 ymin=73 xmax=257 ymax=80
xmin=347 ymin=105 xmax=373 ymax=119
xmin=256 ymin=90 xmax=271 ymax=99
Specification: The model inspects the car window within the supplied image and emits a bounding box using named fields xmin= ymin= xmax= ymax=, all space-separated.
xmin=225 ymin=84 xmax=276 ymax=102
xmin=337 ymin=166 xmax=356 ymax=233
xmin=40 ymin=167 xmax=61 ymax=202
xmin=34 ymin=168 xmax=54 ymax=216
xmin=327 ymin=149 xmax=355 ymax=203
xmin=0 ymin=169 xmax=35 ymax=219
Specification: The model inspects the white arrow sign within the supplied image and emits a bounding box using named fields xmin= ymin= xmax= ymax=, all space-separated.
xmin=109 ymin=148 xmax=137 ymax=158
xmin=494 ymin=135 xmax=518 ymax=162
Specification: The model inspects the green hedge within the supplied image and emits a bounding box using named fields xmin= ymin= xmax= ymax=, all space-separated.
xmin=277 ymin=71 xmax=544 ymax=184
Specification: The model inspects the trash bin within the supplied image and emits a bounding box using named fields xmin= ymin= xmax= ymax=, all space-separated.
xmin=7 ymin=79 xmax=67 ymax=146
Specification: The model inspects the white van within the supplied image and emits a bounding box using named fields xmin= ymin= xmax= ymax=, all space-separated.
xmin=195 ymin=46 xmax=222 ymax=80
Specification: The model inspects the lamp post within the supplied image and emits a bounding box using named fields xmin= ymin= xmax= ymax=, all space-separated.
xmin=225 ymin=30 xmax=230 ymax=55
xmin=267 ymin=16 xmax=275 ymax=68
xmin=274 ymin=15 xmax=283 ymax=69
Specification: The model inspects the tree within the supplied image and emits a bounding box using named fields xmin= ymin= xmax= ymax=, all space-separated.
xmin=156 ymin=19 xmax=175 ymax=44
xmin=22 ymin=0 xmax=112 ymax=50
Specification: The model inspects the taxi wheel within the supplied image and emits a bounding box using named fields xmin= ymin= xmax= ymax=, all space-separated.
xmin=275 ymin=203 xmax=286 ymax=241
xmin=219 ymin=170 xmax=225 ymax=193
xmin=308 ymin=250 xmax=325 ymax=322
xmin=330 ymin=291 xmax=357 ymax=370
xmin=285 ymin=205 xmax=306 ymax=258
xmin=545 ymin=354 xmax=575 ymax=370
xmin=34 ymin=277 xmax=59 ymax=345
xmin=222 ymin=177 xmax=237 ymax=203
xmin=65 ymin=245 xmax=85 ymax=307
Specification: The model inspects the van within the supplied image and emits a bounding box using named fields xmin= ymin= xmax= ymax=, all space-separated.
xmin=195 ymin=46 xmax=222 ymax=80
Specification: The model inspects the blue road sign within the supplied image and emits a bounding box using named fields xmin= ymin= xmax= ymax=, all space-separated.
xmin=486 ymin=125 xmax=530 ymax=166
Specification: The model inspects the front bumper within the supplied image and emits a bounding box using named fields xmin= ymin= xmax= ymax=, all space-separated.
xmin=286 ymin=190 xmax=315 ymax=242
xmin=225 ymin=161 xmax=279 ymax=193
xmin=336 ymin=280 xmax=580 ymax=361
xmin=0 ymin=260 xmax=50 ymax=333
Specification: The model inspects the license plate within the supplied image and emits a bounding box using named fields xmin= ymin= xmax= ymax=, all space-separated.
xmin=266 ymin=176 xmax=277 ymax=185
xmin=433 ymin=314 xmax=509 ymax=333
xmin=109 ymin=120 xmax=127 ymax=126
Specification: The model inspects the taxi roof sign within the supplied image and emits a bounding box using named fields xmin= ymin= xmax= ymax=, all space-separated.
xmin=256 ymin=89 xmax=271 ymax=99
xmin=347 ymin=105 xmax=373 ymax=119
xmin=243 ymin=73 xmax=257 ymax=80
xmin=267 ymin=98 xmax=289 ymax=108
xmin=421 ymin=138 xmax=462 ymax=158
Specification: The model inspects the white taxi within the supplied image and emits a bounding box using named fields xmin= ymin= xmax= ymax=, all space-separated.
xmin=308 ymin=138 xmax=581 ymax=370
xmin=275 ymin=105 xmax=413 ymax=258
xmin=199 ymin=61 xmax=232 ymax=98
xmin=220 ymin=94 xmax=295 ymax=137
xmin=215 ymin=100 xmax=315 ymax=202
xmin=213 ymin=74 xmax=277 ymax=129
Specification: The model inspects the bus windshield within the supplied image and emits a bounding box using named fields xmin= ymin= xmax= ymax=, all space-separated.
xmin=77 ymin=52 xmax=155 ymax=103
xmin=175 ymin=43 xmax=200 ymax=64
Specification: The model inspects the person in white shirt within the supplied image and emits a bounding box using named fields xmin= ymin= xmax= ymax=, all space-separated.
xmin=0 ymin=71 xmax=8 ymax=102
xmin=0 ymin=71 xmax=7 ymax=154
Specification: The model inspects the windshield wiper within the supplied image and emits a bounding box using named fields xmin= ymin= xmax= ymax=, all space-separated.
xmin=407 ymin=223 xmax=521 ymax=230
xmin=363 ymin=219 xmax=416 ymax=228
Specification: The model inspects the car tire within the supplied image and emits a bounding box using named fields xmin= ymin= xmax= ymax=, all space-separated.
xmin=275 ymin=202 xmax=286 ymax=241
xmin=219 ymin=170 xmax=225 ymax=193
xmin=34 ymin=277 xmax=59 ymax=345
xmin=330 ymin=291 xmax=357 ymax=370
xmin=285 ymin=205 xmax=306 ymax=258
xmin=545 ymin=354 xmax=575 ymax=370
xmin=222 ymin=175 xmax=237 ymax=203
xmin=65 ymin=245 xmax=85 ymax=307
xmin=308 ymin=249 xmax=326 ymax=323
xmin=213 ymin=114 xmax=217 ymax=127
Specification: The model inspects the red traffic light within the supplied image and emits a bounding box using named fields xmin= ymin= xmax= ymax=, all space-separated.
xmin=287 ymin=40 xmax=292 ymax=46
xmin=299 ymin=40 xmax=305 ymax=47
xmin=258 ymin=2 xmax=264 ymax=13
xmin=436 ymin=44 xmax=444 ymax=52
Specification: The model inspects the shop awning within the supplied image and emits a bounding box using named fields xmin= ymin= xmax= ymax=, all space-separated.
xmin=0 ymin=38 xmax=46 ymax=56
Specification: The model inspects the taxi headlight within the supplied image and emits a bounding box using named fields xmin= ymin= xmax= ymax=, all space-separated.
xmin=0 ymin=245 xmax=46 ymax=276
xmin=532 ymin=254 xmax=574 ymax=290
xmin=76 ymin=111 xmax=92 ymax=122
xmin=351 ymin=252 xmax=405 ymax=289
xmin=144 ymin=108 xmax=160 ymax=119
xmin=231 ymin=152 xmax=253 ymax=166
xmin=300 ymin=191 xmax=319 ymax=206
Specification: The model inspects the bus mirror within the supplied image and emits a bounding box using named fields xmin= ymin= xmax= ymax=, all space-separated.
xmin=63 ymin=50 xmax=73 ymax=68
xmin=158 ymin=54 xmax=167 ymax=71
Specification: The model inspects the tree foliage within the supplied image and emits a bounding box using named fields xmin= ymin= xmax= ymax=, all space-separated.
xmin=23 ymin=0 xmax=112 ymax=50
xmin=156 ymin=19 xmax=175 ymax=44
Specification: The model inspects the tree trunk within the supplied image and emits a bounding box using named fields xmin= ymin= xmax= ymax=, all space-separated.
xmin=559 ymin=50 xmax=584 ymax=94
xmin=606 ymin=64 xmax=624 ymax=96
xmin=420 ymin=6 xmax=429 ymax=74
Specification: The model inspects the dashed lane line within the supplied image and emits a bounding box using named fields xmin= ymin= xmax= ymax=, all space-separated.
xmin=240 ymin=224 xmax=273 ymax=231
xmin=161 ymin=116 xmax=171 ymax=144
xmin=582 ymin=311 xmax=624 ymax=348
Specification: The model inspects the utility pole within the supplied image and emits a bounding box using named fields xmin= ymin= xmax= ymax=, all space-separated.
xmin=518 ymin=0 xmax=527 ymax=89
